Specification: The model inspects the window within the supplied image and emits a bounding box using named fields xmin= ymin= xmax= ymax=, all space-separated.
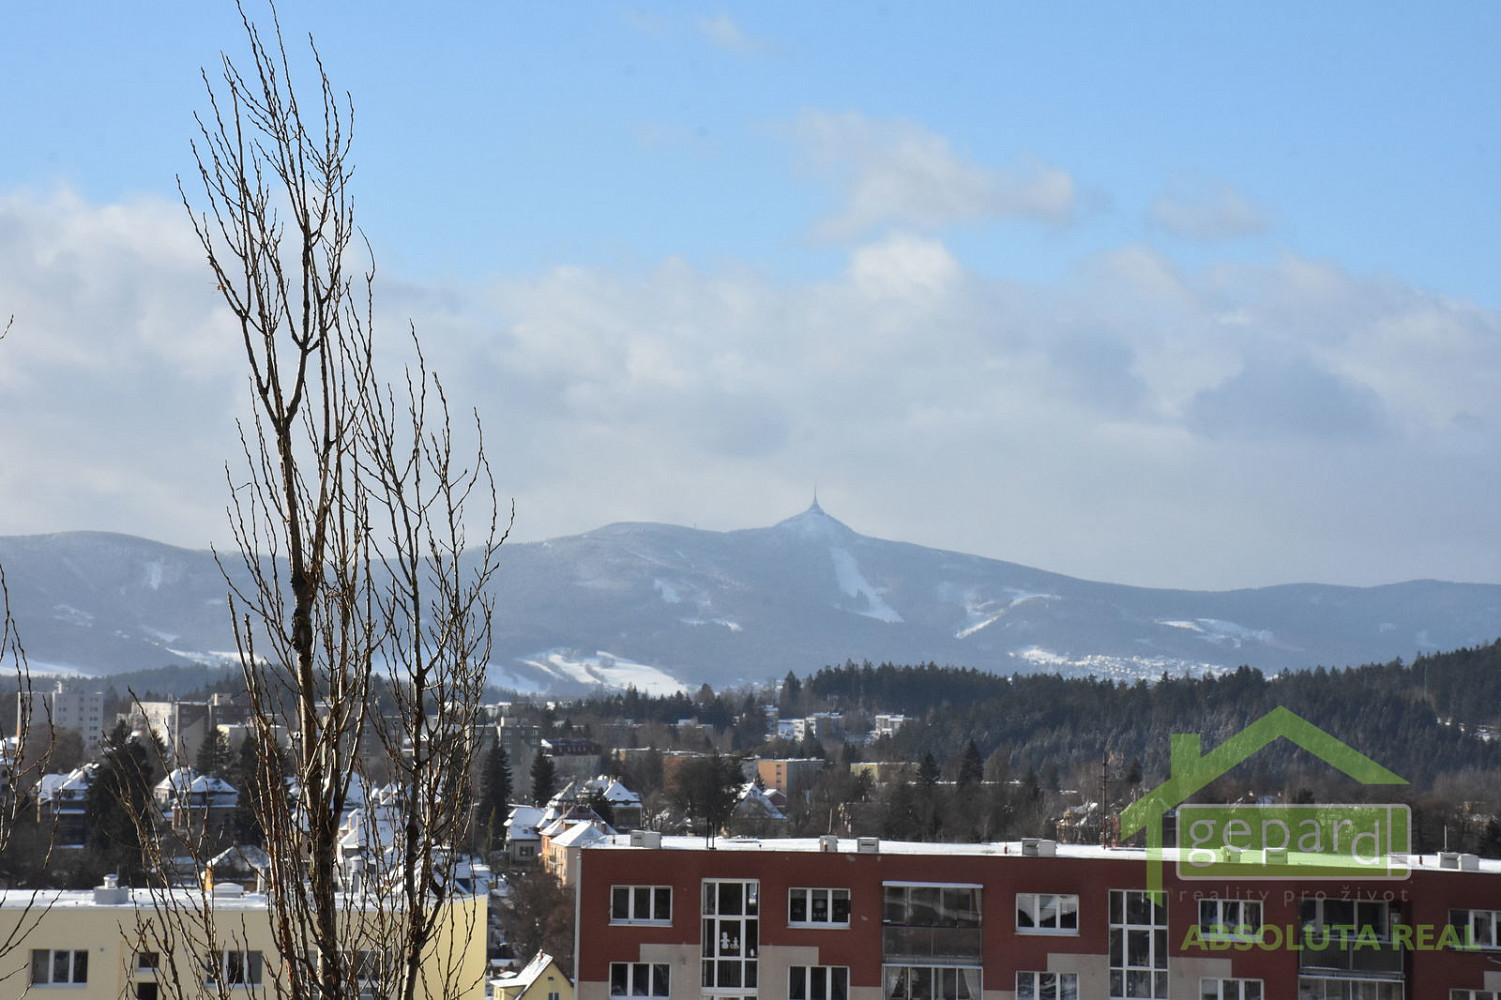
xmin=1110 ymin=889 xmax=1167 ymax=1000
xmin=30 ymin=950 xmax=88 ymax=985
xmin=702 ymin=879 xmax=758 ymax=994
xmin=789 ymin=888 xmax=851 ymax=927
xmin=1450 ymin=909 xmax=1501 ymax=949
xmin=1300 ymin=898 xmax=1392 ymax=940
xmin=612 ymin=885 xmax=673 ymax=923
xmin=1198 ymin=899 xmax=1262 ymax=941
xmin=137 ymin=951 xmax=160 ymax=970
xmin=206 ymin=950 xmax=263 ymax=987
xmin=790 ymin=965 xmax=849 ymax=1000
xmin=136 ymin=986 xmax=159 ymax=1000
xmin=882 ymin=965 xmax=980 ymax=1000
xmin=1017 ymin=971 xmax=1078 ymax=1000
xmin=350 ymin=950 xmax=389 ymax=997
xmin=610 ymin=962 xmax=670 ymax=998
xmin=1016 ymin=893 xmax=1078 ymax=933
xmin=1452 ymin=992 xmax=1500 ymax=1000
xmin=1200 ymin=979 xmax=1261 ymax=1000
xmin=883 ymin=885 xmax=981 ymax=927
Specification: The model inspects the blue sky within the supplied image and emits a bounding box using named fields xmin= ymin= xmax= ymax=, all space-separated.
xmin=1 ymin=2 xmax=1499 ymax=591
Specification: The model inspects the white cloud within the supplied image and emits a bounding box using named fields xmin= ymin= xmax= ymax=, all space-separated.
xmin=794 ymin=110 xmax=1076 ymax=240
xmin=0 ymin=188 xmax=244 ymax=547
xmin=696 ymin=12 xmax=767 ymax=54
xmin=1150 ymin=178 xmax=1267 ymax=241
xmin=4 ymin=188 xmax=1500 ymax=590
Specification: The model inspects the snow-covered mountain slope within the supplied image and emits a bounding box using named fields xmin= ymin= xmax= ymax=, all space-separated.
xmin=3 ymin=505 xmax=1499 ymax=694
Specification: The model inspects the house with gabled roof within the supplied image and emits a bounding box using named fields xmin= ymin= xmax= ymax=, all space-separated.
xmin=491 ymin=950 xmax=573 ymax=1000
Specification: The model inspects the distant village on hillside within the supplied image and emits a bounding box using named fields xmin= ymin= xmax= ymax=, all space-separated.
xmin=6 ymin=663 xmax=1501 ymax=999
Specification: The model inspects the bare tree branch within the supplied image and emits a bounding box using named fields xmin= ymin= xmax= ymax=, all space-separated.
xmin=140 ymin=4 xmax=507 ymax=999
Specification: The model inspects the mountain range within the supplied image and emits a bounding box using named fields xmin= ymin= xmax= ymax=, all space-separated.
xmin=3 ymin=502 xmax=1499 ymax=695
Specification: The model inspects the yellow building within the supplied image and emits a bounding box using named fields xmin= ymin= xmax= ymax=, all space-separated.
xmin=0 ymin=877 xmax=488 ymax=999
xmin=491 ymin=951 xmax=574 ymax=1000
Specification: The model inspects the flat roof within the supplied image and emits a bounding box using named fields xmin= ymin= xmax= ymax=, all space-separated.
xmin=587 ymin=835 xmax=1501 ymax=875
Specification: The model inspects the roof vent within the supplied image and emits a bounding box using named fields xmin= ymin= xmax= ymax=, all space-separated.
xmin=1460 ymin=853 xmax=1480 ymax=871
xmin=1440 ymin=851 xmax=1461 ymax=869
xmin=856 ymin=836 xmax=879 ymax=854
xmin=1021 ymin=838 xmax=1056 ymax=857
xmin=629 ymin=830 xmax=662 ymax=849
xmin=93 ymin=874 xmax=130 ymax=905
xmin=1264 ymin=847 xmax=1288 ymax=865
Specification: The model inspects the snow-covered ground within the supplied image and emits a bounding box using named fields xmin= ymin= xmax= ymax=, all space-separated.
xmin=1157 ymin=618 xmax=1273 ymax=648
xmin=830 ymin=548 xmax=902 ymax=623
xmin=517 ymin=648 xmax=687 ymax=696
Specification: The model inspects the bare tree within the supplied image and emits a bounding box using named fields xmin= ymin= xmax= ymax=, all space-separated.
xmin=133 ymin=5 xmax=506 ymax=1000
xmin=0 ymin=316 xmax=58 ymax=977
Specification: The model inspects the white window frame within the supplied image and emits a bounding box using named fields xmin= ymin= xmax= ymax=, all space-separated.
xmin=789 ymin=965 xmax=849 ymax=1000
xmin=30 ymin=949 xmax=89 ymax=986
xmin=611 ymin=884 xmax=673 ymax=924
xmin=1016 ymin=970 xmax=1078 ymax=1000
xmin=206 ymin=950 xmax=263 ymax=988
xmin=1015 ymin=892 xmax=1079 ymax=934
xmin=1199 ymin=978 xmax=1263 ymax=1000
xmin=882 ymin=965 xmax=981 ymax=1000
xmin=1450 ymin=908 xmax=1501 ymax=949
xmin=702 ymin=879 xmax=759 ymax=996
xmin=789 ymin=887 xmax=851 ymax=927
xmin=610 ymin=961 xmax=670 ymax=998
xmin=1110 ymin=889 xmax=1168 ymax=1000
xmin=1197 ymin=899 xmax=1263 ymax=942
xmin=1451 ymin=991 xmax=1500 ymax=1000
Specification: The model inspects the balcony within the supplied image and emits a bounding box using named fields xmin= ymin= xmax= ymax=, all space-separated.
xmin=881 ymin=926 xmax=983 ymax=963
xmin=1298 ymin=942 xmax=1403 ymax=978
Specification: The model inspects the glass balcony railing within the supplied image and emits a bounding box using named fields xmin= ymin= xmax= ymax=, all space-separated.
xmin=881 ymin=926 xmax=984 ymax=962
xmin=1298 ymin=941 xmax=1403 ymax=978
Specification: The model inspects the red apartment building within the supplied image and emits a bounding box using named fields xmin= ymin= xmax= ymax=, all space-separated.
xmin=573 ymin=834 xmax=1501 ymax=1000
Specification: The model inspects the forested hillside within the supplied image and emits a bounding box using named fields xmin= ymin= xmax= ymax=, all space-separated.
xmin=802 ymin=642 xmax=1501 ymax=787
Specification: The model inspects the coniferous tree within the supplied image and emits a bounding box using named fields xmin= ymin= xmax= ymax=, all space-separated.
xmin=226 ymin=732 xmax=267 ymax=846
xmin=531 ymin=751 xmax=558 ymax=806
xmin=86 ymin=721 xmax=155 ymax=883
xmin=194 ymin=729 xmax=231 ymax=779
xmin=917 ymin=751 xmax=940 ymax=788
xmin=956 ymin=740 xmax=983 ymax=788
xmin=477 ymin=741 xmax=513 ymax=850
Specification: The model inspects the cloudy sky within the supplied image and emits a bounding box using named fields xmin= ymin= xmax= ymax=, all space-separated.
xmin=1 ymin=3 xmax=1498 ymax=591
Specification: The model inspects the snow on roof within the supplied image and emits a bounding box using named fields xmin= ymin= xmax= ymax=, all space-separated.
xmin=551 ymin=822 xmax=613 ymax=848
xmin=587 ymin=776 xmax=641 ymax=804
xmin=209 ymin=844 xmax=272 ymax=872
xmin=506 ymin=806 xmax=544 ymax=837
xmin=491 ymin=951 xmax=568 ymax=990
xmin=734 ymin=783 xmax=786 ymax=820
xmin=583 ymin=835 xmax=1501 ymax=874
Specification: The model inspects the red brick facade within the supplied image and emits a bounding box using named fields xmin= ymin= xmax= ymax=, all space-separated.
xmin=574 ymin=837 xmax=1501 ymax=1000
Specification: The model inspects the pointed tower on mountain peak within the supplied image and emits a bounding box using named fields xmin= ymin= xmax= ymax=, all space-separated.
xmin=774 ymin=493 xmax=854 ymax=538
